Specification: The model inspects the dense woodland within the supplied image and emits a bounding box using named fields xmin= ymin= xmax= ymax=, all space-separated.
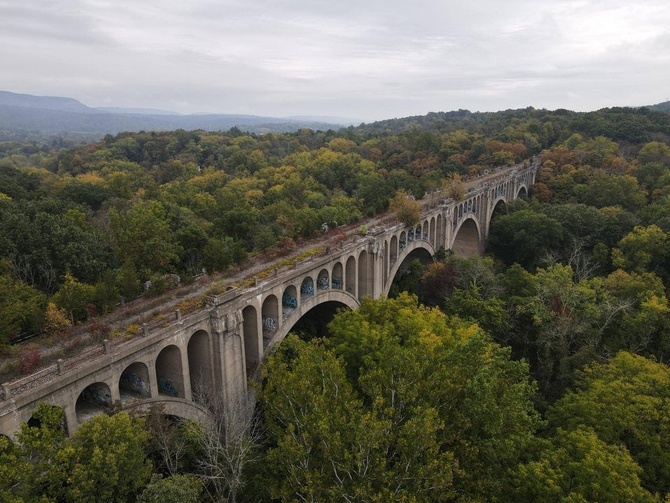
xmin=3 ymin=105 xmax=670 ymax=501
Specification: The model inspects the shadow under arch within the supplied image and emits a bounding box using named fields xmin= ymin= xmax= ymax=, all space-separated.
xmin=266 ymin=290 xmax=360 ymax=353
xmin=384 ymin=239 xmax=436 ymax=295
xmin=451 ymin=215 xmax=482 ymax=257
xmin=517 ymin=185 xmax=528 ymax=198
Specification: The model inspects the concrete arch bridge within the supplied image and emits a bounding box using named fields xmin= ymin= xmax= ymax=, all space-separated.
xmin=0 ymin=161 xmax=538 ymax=437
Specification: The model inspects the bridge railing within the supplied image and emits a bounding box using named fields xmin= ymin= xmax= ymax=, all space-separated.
xmin=1 ymin=364 xmax=60 ymax=401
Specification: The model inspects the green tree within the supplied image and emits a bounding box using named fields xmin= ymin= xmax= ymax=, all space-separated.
xmin=0 ymin=268 xmax=46 ymax=344
xmin=612 ymin=224 xmax=669 ymax=276
xmin=108 ymin=200 xmax=182 ymax=277
xmin=3 ymin=403 xmax=69 ymax=502
xmin=62 ymin=412 xmax=152 ymax=503
xmin=137 ymin=474 xmax=202 ymax=503
xmin=390 ymin=189 xmax=420 ymax=227
xmin=487 ymin=210 xmax=564 ymax=268
xmin=514 ymin=427 xmax=654 ymax=502
xmin=0 ymin=434 xmax=25 ymax=502
xmin=548 ymin=352 xmax=670 ymax=495
xmin=52 ymin=272 xmax=96 ymax=322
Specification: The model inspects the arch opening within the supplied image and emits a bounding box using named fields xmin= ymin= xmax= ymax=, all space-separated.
xmin=332 ymin=262 xmax=343 ymax=289
xmin=452 ymin=218 xmax=481 ymax=257
xmin=119 ymin=362 xmax=151 ymax=402
xmin=242 ymin=305 xmax=260 ymax=373
xmin=317 ymin=269 xmax=330 ymax=291
xmin=388 ymin=247 xmax=434 ymax=298
xmin=300 ymin=276 xmax=315 ymax=299
xmin=285 ymin=301 xmax=353 ymax=341
xmin=76 ymin=382 xmax=112 ymax=423
xmin=188 ymin=330 xmax=213 ymax=395
xmin=517 ymin=185 xmax=528 ymax=199
xmin=390 ymin=235 xmax=398 ymax=265
xmin=262 ymin=294 xmax=279 ymax=346
xmin=156 ymin=345 xmax=185 ymax=398
xmin=282 ymin=285 xmax=298 ymax=319
xmin=491 ymin=199 xmax=508 ymax=220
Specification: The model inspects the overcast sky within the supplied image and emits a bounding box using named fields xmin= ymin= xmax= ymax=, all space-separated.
xmin=1 ymin=0 xmax=669 ymax=122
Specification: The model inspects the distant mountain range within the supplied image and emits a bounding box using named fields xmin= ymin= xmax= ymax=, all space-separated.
xmin=0 ymin=90 xmax=358 ymax=136
xmin=649 ymin=101 xmax=670 ymax=113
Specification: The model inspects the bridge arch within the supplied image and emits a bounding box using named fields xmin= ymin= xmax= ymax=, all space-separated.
xmin=317 ymin=268 xmax=329 ymax=291
xmin=122 ymin=397 xmax=210 ymax=425
xmin=332 ymin=262 xmax=343 ymax=289
xmin=390 ymin=235 xmax=398 ymax=265
xmin=188 ymin=330 xmax=213 ymax=395
xmin=119 ymin=362 xmax=151 ymax=402
xmin=262 ymin=294 xmax=279 ymax=348
xmin=265 ymin=290 xmax=360 ymax=352
xmin=517 ymin=184 xmax=528 ymax=199
xmin=242 ymin=305 xmax=261 ymax=374
xmin=345 ymin=256 xmax=356 ymax=295
xmin=76 ymin=382 xmax=112 ymax=423
xmin=451 ymin=215 xmax=482 ymax=257
xmin=384 ymin=239 xmax=436 ymax=295
xmin=156 ymin=345 xmax=185 ymax=399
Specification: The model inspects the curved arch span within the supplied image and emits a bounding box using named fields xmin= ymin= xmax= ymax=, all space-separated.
xmin=516 ymin=185 xmax=528 ymax=198
xmin=490 ymin=195 xmax=507 ymax=214
xmin=121 ymin=397 xmax=210 ymax=425
xmin=266 ymin=290 xmax=360 ymax=351
xmin=384 ymin=239 xmax=436 ymax=295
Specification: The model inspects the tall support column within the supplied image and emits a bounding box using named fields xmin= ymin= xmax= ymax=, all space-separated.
xmin=64 ymin=403 xmax=78 ymax=436
xmin=210 ymin=308 xmax=226 ymax=394
xmin=371 ymin=239 xmax=384 ymax=300
xmin=148 ymin=362 xmax=159 ymax=399
xmin=224 ymin=311 xmax=247 ymax=403
xmin=483 ymin=189 xmax=493 ymax=240
xmin=445 ymin=207 xmax=454 ymax=250
xmin=181 ymin=345 xmax=192 ymax=401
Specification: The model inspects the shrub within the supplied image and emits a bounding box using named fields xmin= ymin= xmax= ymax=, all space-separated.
xmin=17 ymin=345 xmax=41 ymax=374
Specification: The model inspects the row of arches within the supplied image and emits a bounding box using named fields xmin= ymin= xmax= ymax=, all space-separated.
xmin=74 ymin=330 xmax=213 ymax=424
xmin=455 ymin=194 xmax=483 ymax=225
xmin=241 ymin=251 xmax=374 ymax=374
xmin=388 ymin=214 xmax=443 ymax=269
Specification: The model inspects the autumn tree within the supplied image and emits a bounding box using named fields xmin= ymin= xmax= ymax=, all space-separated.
xmin=390 ymin=189 xmax=420 ymax=227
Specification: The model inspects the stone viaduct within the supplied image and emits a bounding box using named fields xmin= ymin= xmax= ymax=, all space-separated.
xmin=0 ymin=161 xmax=538 ymax=438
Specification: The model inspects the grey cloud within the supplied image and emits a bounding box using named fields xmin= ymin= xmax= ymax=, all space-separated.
xmin=1 ymin=0 xmax=669 ymax=121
